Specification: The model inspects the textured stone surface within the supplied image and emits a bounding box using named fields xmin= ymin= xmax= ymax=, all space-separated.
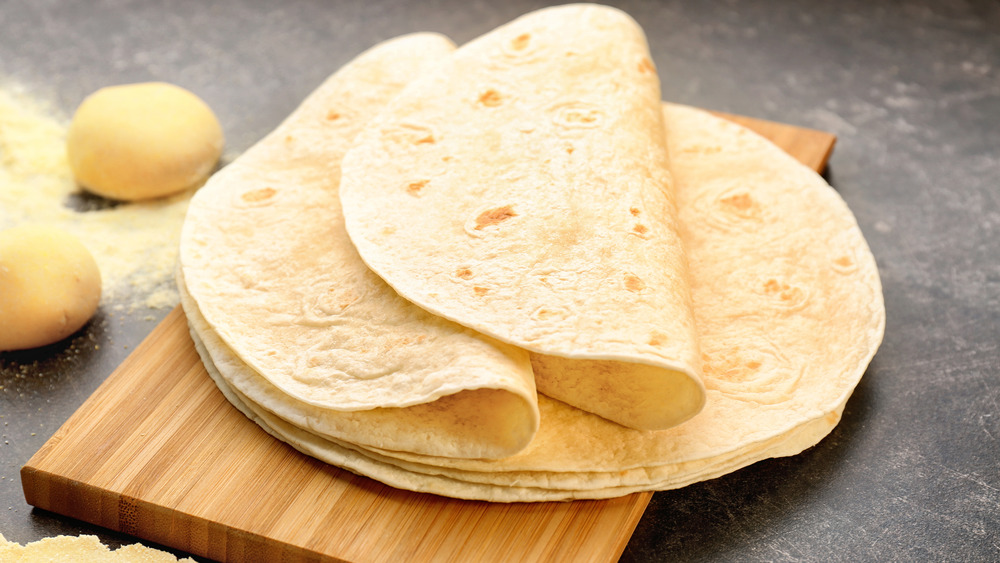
xmin=2 ymin=1 xmax=998 ymax=561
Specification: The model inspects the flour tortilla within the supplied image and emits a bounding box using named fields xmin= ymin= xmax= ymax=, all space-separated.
xmin=178 ymin=33 xmax=540 ymax=459
xmin=339 ymin=4 xmax=704 ymax=431
xmin=183 ymin=101 xmax=883 ymax=501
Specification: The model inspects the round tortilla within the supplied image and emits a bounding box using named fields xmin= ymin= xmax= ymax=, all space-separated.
xmin=178 ymin=33 xmax=540 ymax=460
xmin=182 ymin=98 xmax=884 ymax=501
xmin=339 ymin=4 xmax=705 ymax=431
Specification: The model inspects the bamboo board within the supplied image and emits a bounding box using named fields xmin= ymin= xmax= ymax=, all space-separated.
xmin=22 ymin=113 xmax=835 ymax=563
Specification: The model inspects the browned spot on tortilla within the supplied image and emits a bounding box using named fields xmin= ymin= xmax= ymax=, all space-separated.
xmin=746 ymin=360 xmax=762 ymax=370
xmin=648 ymin=332 xmax=666 ymax=346
xmin=511 ymin=33 xmax=531 ymax=51
xmin=478 ymin=89 xmax=502 ymax=107
xmin=284 ymin=135 xmax=294 ymax=143
xmin=763 ymin=279 xmax=784 ymax=293
xmin=764 ymin=279 xmax=804 ymax=303
xmin=406 ymin=180 xmax=429 ymax=195
xmin=475 ymin=205 xmax=517 ymax=230
xmin=624 ymin=273 xmax=645 ymax=293
xmin=825 ymin=410 xmax=841 ymax=425
xmin=564 ymin=109 xmax=598 ymax=124
xmin=415 ymin=134 xmax=435 ymax=144
xmin=632 ymin=223 xmax=649 ymax=235
xmin=380 ymin=226 xmax=396 ymax=236
xmin=337 ymin=290 xmax=358 ymax=310
xmin=326 ymin=110 xmax=341 ymax=121
xmin=398 ymin=334 xmax=428 ymax=346
xmin=242 ymin=187 xmax=277 ymax=203
xmin=630 ymin=207 xmax=641 ymax=216
xmin=456 ymin=268 xmax=473 ymax=279
xmin=834 ymin=255 xmax=853 ymax=268
xmin=721 ymin=193 xmax=754 ymax=212
xmin=566 ymin=146 xmax=574 ymax=154
xmin=473 ymin=286 xmax=490 ymax=296
xmin=638 ymin=57 xmax=656 ymax=74
xmin=681 ymin=144 xmax=722 ymax=154
xmin=532 ymin=308 xmax=560 ymax=321
xmin=442 ymin=155 xmax=453 ymax=162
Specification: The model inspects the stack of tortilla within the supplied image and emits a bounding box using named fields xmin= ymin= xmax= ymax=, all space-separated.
xmin=178 ymin=4 xmax=884 ymax=502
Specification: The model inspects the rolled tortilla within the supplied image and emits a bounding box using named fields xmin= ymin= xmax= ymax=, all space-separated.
xmin=339 ymin=4 xmax=705 ymax=431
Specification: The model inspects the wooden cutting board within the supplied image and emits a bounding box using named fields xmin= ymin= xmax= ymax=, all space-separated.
xmin=21 ymin=113 xmax=835 ymax=563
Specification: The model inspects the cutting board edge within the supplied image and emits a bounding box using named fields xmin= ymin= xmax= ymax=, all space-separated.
xmin=21 ymin=463 xmax=338 ymax=563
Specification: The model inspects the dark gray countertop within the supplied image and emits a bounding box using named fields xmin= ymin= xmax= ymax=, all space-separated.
xmin=2 ymin=1 xmax=998 ymax=561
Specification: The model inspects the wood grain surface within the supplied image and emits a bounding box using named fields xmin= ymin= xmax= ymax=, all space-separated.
xmin=21 ymin=113 xmax=835 ymax=563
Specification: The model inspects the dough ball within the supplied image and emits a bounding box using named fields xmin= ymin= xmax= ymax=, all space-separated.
xmin=66 ymin=82 xmax=224 ymax=201
xmin=0 ymin=225 xmax=102 ymax=351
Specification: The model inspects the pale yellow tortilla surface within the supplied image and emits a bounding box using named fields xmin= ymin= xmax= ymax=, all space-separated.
xmin=339 ymin=4 xmax=705 ymax=431
xmin=178 ymin=33 xmax=540 ymax=460
xmin=182 ymin=98 xmax=884 ymax=501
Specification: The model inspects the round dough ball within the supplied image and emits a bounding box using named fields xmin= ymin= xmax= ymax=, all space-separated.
xmin=66 ymin=82 xmax=224 ymax=201
xmin=0 ymin=225 xmax=102 ymax=351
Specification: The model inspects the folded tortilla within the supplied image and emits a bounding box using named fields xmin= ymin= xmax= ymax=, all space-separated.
xmin=339 ymin=4 xmax=705 ymax=431
xmin=182 ymin=99 xmax=884 ymax=501
xmin=178 ymin=33 xmax=540 ymax=460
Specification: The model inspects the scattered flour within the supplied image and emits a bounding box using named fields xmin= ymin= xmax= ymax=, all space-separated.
xmin=0 ymin=83 xmax=197 ymax=313
xmin=0 ymin=532 xmax=197 ymax=562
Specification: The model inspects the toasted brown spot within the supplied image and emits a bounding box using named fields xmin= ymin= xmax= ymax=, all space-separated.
xmin=681 ymin=144 xmax=722 ymax=154
xmin=632 ymin=223 xmax=649 ymax=235
xmin=564 ymin=109 xmax=598 ymax=124
xmin=473 ymin=286 xmax=490 ymax=296
xmin=442 ymin=155 xmax=453 ymax=162
xmin=333 ymin=288 xmax=359 ymax=310
xmin=397 ymin=334 xmax=428 ymax=346
xmin=456 ymin=268 xmax=473 ymax=280
xmin=478 ymin=89 xmax=502 ymax=107
xmin=782 ymin=287 xmax=803 ymax=302
xmin=763 ymin=279 xmax=784 ymax=293
xmin=532 ymin=308 xmax=559 ymax=320
xmin=638 ymin=57 xmax=656 ymax=74
xmin=630 ymin=207 xmax=641 ymax=216
xmin=746 ymin=360 xmax=762 ymax=370
xmin=721 ymin=193 xmax=754 ymax=211
xmin=511 ymin=33 xmax=531 ymax=51
xmin=415 ymin=134 xmax=435 ymax=144
xmin=406 ymin=180 xmax=429 ymax=195
xmin=648 ymin=332 xmax=666 ymax=346
xmin=242 ymin=187 xmax=277 ymax=203
xmin=764 ymin=279 xmax=802 ymax=302
xmin=326 ymin=110 xmax=341 ymax=121
xmin=284 ymin=135 xmax=294 ymax=143
xmin=834 ymin=255 xmax=853 ymax=268
xmin=624 ymin=273 xmax=646 ymax=293
xmin=566 ymin=146 xmax=574 ymax=154
xmin=475 ymin=205 xmax=517 ymax=230
xmin=552 ymin=104 xmax=604 ymax=129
